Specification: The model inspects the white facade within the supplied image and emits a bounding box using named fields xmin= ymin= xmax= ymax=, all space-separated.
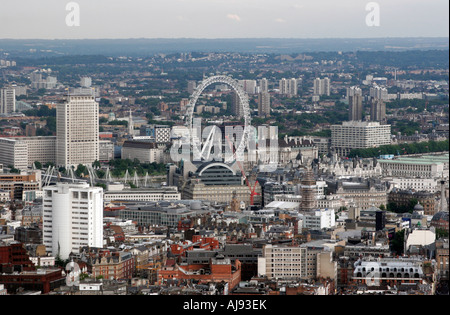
xmin=258 ymin=244 xmax=308 ymax=279
xmin=56 ymin=95 xmax=99 ymax=167
xmin=104 ymin=187 xmax=181 ymax=203
xmin=30 ymin=256 xmax=55 ymax=267
xmin=99 ymin=140 xmax=115 ymax=162
xmin=331 ymin=121 xmax=391 ymax=156
xmin=258 ymin=243 xmax=335 ymax=281
xmin=121 ymin=141 xmax=163 ymax=163
xmin=0 ymin=137 xmax=56 ymax=170
xmin=378 ymin=158 xmax=446 ymax=179
xmin=302 ymin=208 xmax=336 ymax=230
xmin=0 ymin=136 xmax=56 ymax=170
xmin=313 ymin=77 xmax=330 ymax=96
xmin=370 ymin=86 xmax=388 ymax=101
xmin=388 ymin=177 xmax=439 ymax=193
xmin=279 ymin=78 xmax=298 ymax=96
xmin=238 ymin=80 xmax=257 ymax=95
xmin=0 ymin=138 xmax=27 ymax=169
xmin=80 ymin=77 xmax=92 ymax=88
xmin=43 ymin=182 xmax=103 ymax=260
xmin=259 ymin=78 xmax=269 ymax=93
xmin=405 ymin=229 xmax=436 ymax=250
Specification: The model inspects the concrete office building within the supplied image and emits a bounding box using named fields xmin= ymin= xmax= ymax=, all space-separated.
xmin=121 ymin=140 xmax=163 ymax=163
xmin=0 ymin=137 xmax=56 ymax=170
xmin=118 ymin=203 xmax=198 ymax=228
xmin=99 ymin=140 xmax=115 ymax=162
xmin=0 ymin=171 xmax=42 ymax=201
xmin=258 ymin=242 xmax=337 ymax=281
xmin=103 ymin=184 xmax=181 ymax=203
xmin=331 ymin=121 xmax=391 ymax=157
xmin=42 ymin=182 xmax=103 ymax=260
xmin=56 ymin=95 xmax=99 ymax=168
xmin=302 ymin=208 xmax=336 ymax=230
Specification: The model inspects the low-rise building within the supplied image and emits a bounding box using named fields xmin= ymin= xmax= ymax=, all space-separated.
xmin=0 ymin=137 xmax=56 ymax=170
xmin=158 ymin=255 xmax=242 ymax=290
xmin=121 ymin=140 xmax=163 ymax=163
xmin=89 ymin=251 xmax=135 ymax=281
xmin=104 ymin=184 xmax=181 ymax=203
xmin=352 ymin=257 xmax=428 ymax=288
xmin=0 ymin=171 xmax=41 ymax=201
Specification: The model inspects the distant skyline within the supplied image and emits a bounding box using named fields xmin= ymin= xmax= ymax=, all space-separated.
xmin=0 ymin=0 xmax=449 ymax=40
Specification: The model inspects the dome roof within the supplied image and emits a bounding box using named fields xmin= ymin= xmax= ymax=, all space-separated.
xmin=414 ymin=203 xmax=424 ymax=211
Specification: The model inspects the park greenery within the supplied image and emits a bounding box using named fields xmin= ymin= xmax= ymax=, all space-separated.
xmin=348 ymin=139 xmax=449 ymax=158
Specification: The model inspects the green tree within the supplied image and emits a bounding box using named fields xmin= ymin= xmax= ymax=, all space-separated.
xmin=390 ymin=230 xmax=405 ymax=255
xmin=436 ymin=228 xmax=449 ymax=238
xmin=75 ymin=164 xmax=87 ymax=177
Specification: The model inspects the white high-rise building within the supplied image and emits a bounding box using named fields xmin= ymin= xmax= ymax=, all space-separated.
xmin=279 ymin=78 xmax=298 ymax=96
xmin=46 ymin=76 xmax=58 ymax=89
xmin=80 ymin=76 xmax=92 ymax=88
xmin=370 ymin=86 xmax=388 ymax=101
xmin=0 ymin=87 xmax=16 ymax=114
xmin=239 ymin=80 xmax=257 ymax=95
xmin=313 ymin=77 xmax=330 ymax=96
xmin=259 ymin=78 xmax=269 ymax=93
xmin=43 ymin=182 xmax=104 ymax=260
xmin=56 ymin=95 xmax=99 ymax=168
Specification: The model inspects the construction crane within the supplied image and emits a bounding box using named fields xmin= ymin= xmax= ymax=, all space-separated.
xmin=225 ymin=135 xmax=260 ymax=206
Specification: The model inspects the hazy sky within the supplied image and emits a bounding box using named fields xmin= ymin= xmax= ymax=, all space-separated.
xmin=0 ymin=0 xmax=448 ymax=39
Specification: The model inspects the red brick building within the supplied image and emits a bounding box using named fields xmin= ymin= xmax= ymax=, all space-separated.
xmin=431 ymin=211 xmax=449 ymax=232
xmin=90 ymin=250 xmax=135 ymax=281
xmin=0 ymin=269 xmax=66 ymax=294
xmin=0 ymin=242 xmax=65 ymax=294
xmin=158 ymin=256 xmax=242 ymax=290
xmin=169 ymin=235 xmax=220 ymax=257
xmin=0 ymin=242 xmax=35 ymax=272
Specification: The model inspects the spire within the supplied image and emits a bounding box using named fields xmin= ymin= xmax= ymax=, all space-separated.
xmin=128 ymin=109 xmax=133 ymax=137
xmin=440 ymin=179 xmax=448 ymax=212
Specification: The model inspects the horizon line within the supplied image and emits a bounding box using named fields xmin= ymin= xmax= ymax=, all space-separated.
xmin=1 ymin=36 xmax=449 ymax=41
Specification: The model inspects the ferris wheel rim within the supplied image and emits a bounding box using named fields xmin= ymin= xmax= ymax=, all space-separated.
xmin=185 ymin=75 xmax=252 ymax=164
